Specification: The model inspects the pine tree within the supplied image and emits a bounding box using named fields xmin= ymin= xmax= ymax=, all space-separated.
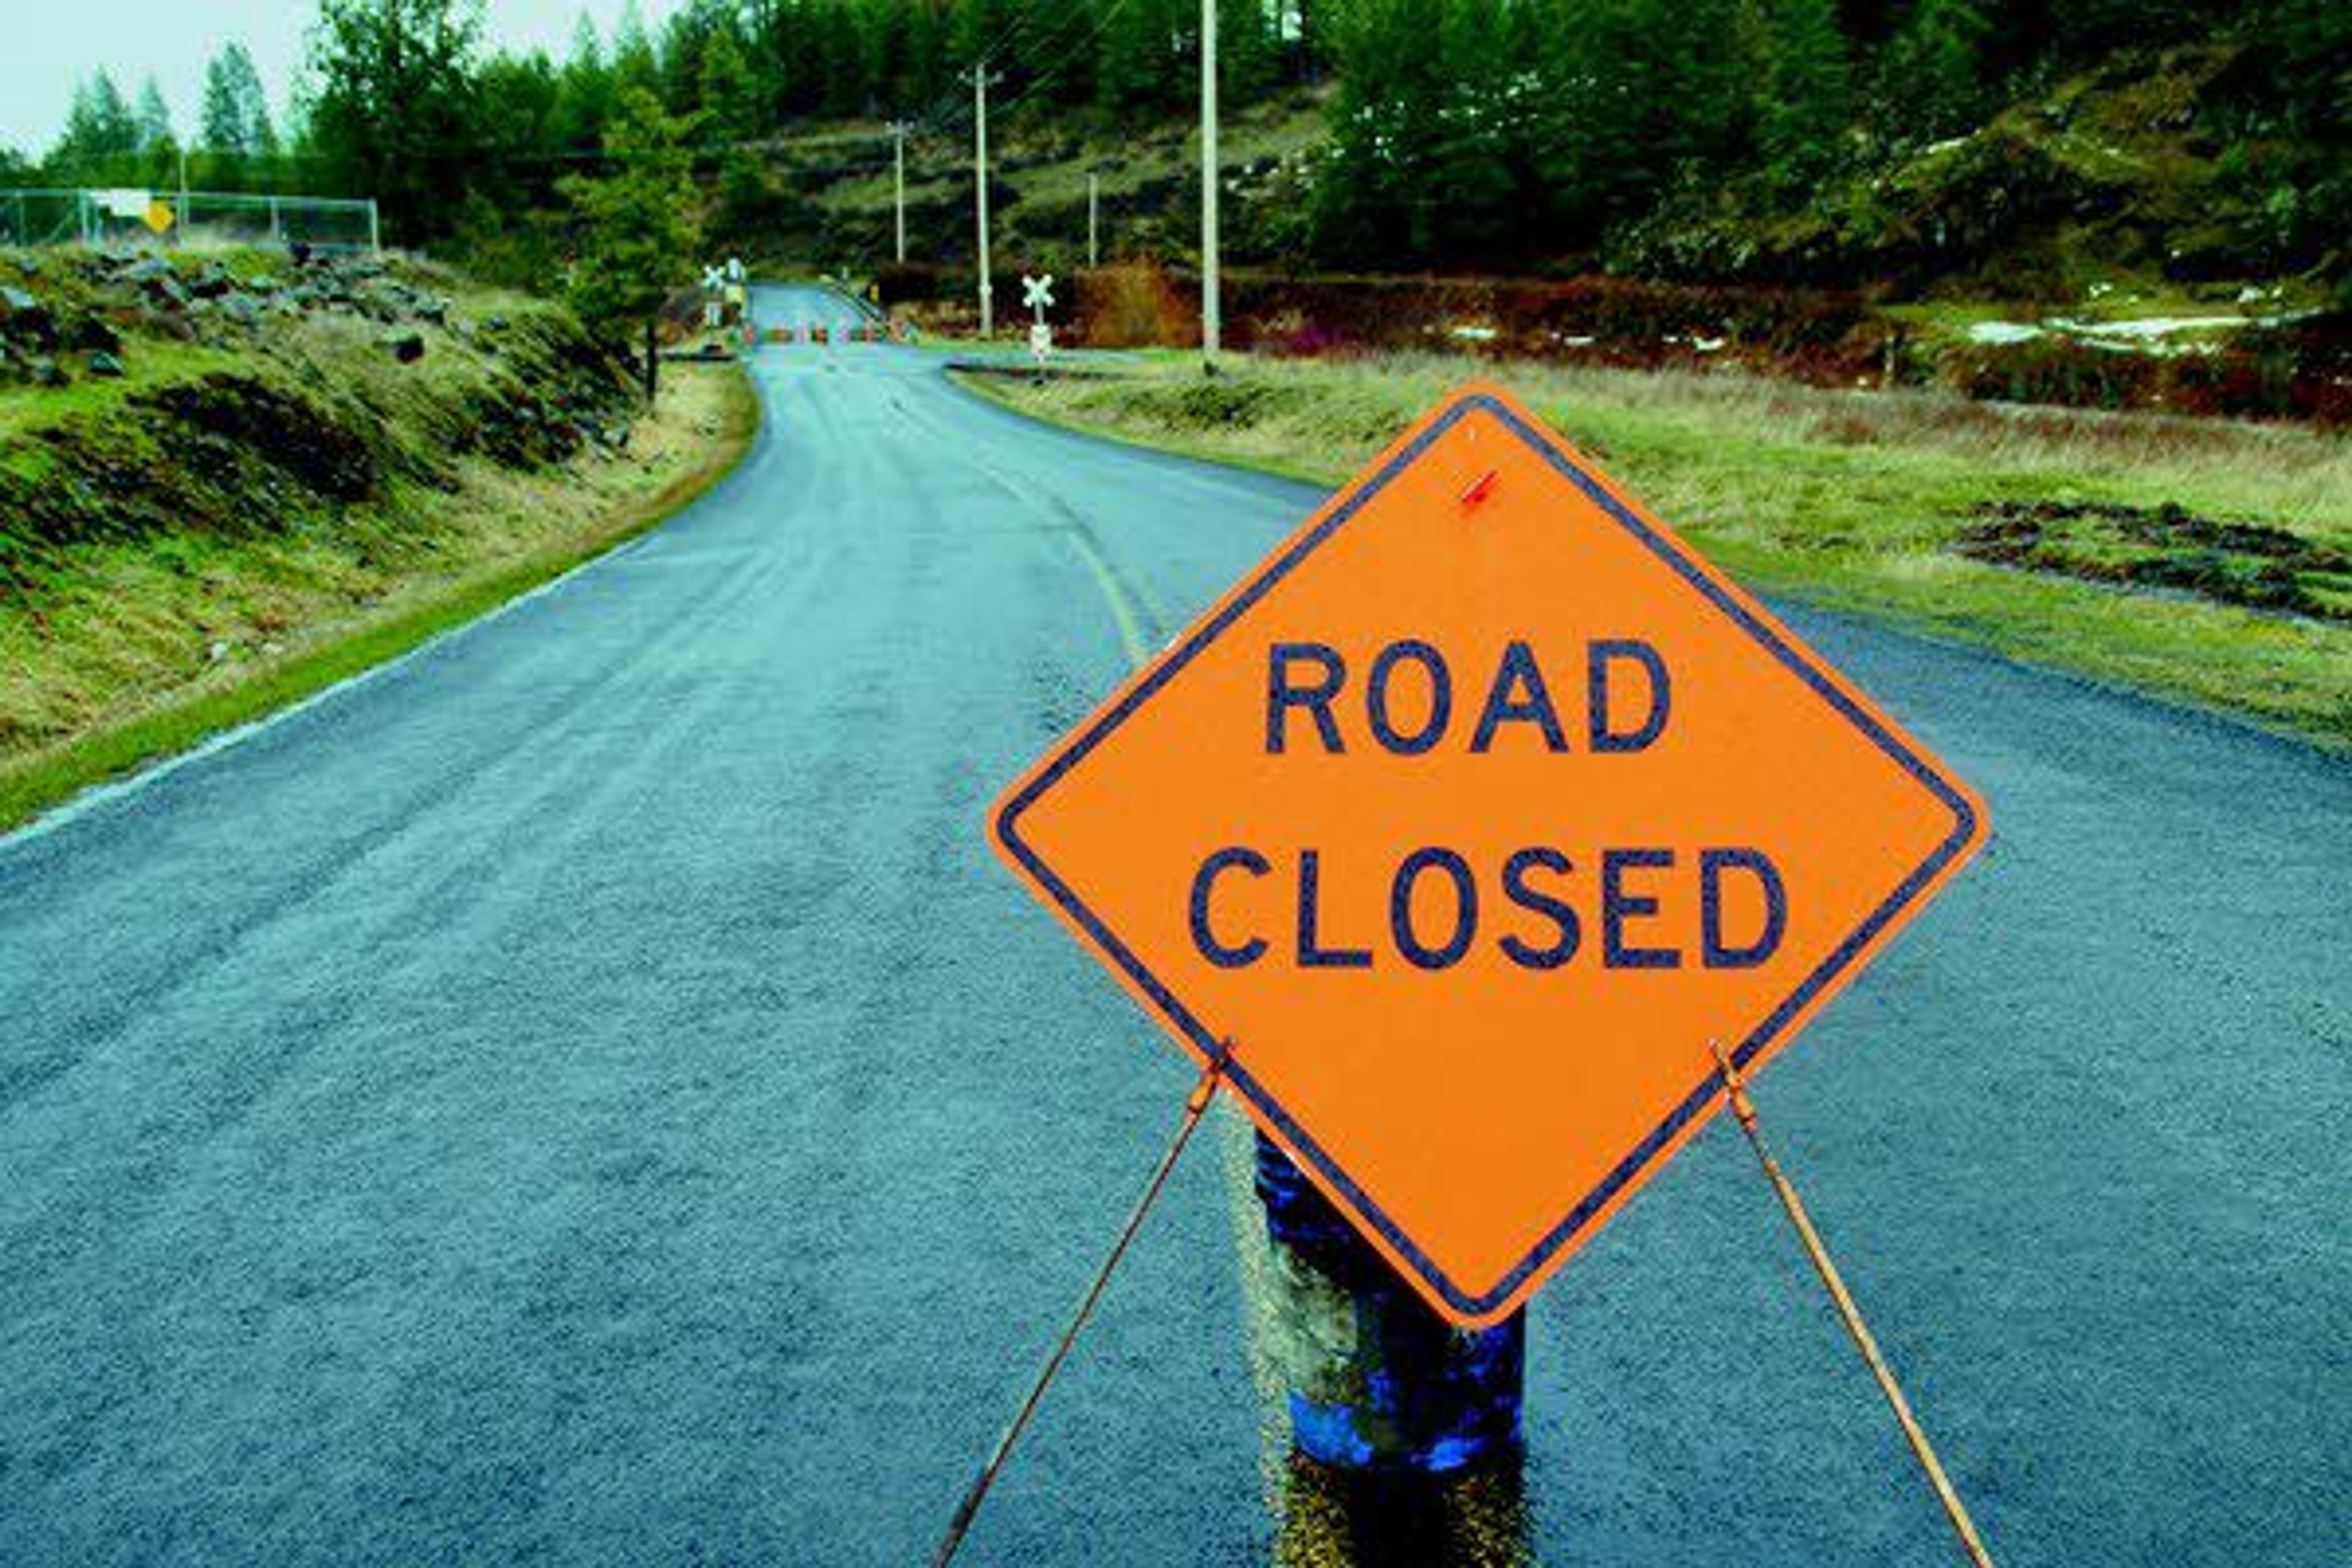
xmin=1879 ymin=0 xmax=1989 ymax=141
xmin=134 ymin=77 xmax=176 ymax=153
xmin=563 ymin=86 xmax=703 ymax=403
xmin=307 ymin=0 xmax=486 ymax=242
xmin=1221 ymin=0 xmax=1280 ymax=104
xmin=55 ymin=74 xmax=141 ymax=175
xmin=556 ymin=16 xmax=617 ymax=153
xmin=699 ymin=21 xmax=762 ymax=140
xmin=1098 ymin=0 xmax=1174 ymax=115
xmin=613 ymin=1 xmax=665 ymax=100
xmin=1311 ymin=0 xmax=1446 ymax=262
xmin=1427 ymin=0 xmax=1518 ymax=258
xmin=1757 ymin=0 xmax=1852 ymax=187
xmin=200 ymin=45 xmax=277 ymax=158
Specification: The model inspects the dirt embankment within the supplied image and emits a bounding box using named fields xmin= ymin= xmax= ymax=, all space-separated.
xmin=0 ymin=246 xmax=755 ymax=820
xmin=0 ymin=248 xmax=641 ymax=587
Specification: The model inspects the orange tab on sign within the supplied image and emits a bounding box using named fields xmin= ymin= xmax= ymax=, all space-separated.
xmin=990 ymin=383 xmax=1987 ymax=1328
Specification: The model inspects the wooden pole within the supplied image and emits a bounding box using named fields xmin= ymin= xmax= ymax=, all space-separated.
xmin=1198 ymin=0 xmax=1221 ymax=368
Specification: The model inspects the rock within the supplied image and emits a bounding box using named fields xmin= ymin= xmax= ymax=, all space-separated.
xmin=0 ymin=287 xmax=54 ymax=349
xmin=218 ymin=293 xmax=262 ymax=328
xmin=0 ymin=292 xmax=55 ymax=355
xmin=383 ymin=330 xmax=426 ymax=363
xmin=72 ymin=315 xmax=123 ymax=354
xmin=244 ymin=273 xmax=280 ymax=295
xmin=188 ymin=263 xmax=235 ymax=299
xmin=86 ymin=350 xmax=125 ymax=377
xmin=126 ymin=260 xmax=191 ymax=309
xmin=121 ymin=256 xmax=174 ymax=285
xmin=28 ymin=356 xmax=67 ymax=387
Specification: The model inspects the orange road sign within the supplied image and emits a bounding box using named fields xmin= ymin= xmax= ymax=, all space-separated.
xmin=990 ymin=383 xmax=1988 ymax=1327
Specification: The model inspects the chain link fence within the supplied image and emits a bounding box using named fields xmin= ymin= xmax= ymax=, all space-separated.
xmin=0 ymin=189 xmax=379 ymax=254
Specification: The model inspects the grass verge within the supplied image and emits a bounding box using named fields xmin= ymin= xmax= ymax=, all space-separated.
xmin=0 ymin=362 xmax=758 ymax=832
xmin=954 ymin=353 xmax=2351 ymax=750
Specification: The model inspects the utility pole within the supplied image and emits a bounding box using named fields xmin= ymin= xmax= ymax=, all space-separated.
xmin=1199 ymin=0 xmax=1221 ymax=369
xmin=960 ymin=67 xmax=1003 ymax=338
xmin=1087 ymin=172 xmax=1099 ymax=269
xmin=889 ymin=121 xmax=911 ymax=265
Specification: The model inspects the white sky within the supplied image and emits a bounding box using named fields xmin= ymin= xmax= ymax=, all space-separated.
xmin=1 ymin=1 xmax=688 ymax=160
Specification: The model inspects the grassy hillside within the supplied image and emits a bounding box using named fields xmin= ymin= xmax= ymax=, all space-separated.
xmin=0 ymin=246 xmax=756 ymax=827
xmin=959 ymin=353 xmax=2351 ymax=749
xmin=767 ymin=47 xmax=2338 ymax=314
xmin=764 ymin=49 xmax=2346 ymax=427
xmin=1618 ymin=45 xmax=2345 ymax=303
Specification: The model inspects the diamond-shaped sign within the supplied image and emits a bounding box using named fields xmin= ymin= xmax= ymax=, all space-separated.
xmin=990 ymin=384 xmax=1986 ymax=1327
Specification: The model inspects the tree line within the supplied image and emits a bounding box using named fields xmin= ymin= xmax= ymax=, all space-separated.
xmin=4 ymin=0 xmax=1319 ymax=239
xmin=4 ymin=0 xmax=2342 ymax=275
xmin=1308 ymin=0 xmax=2346 ymax=268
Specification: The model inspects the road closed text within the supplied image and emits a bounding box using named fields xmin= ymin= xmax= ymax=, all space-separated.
xmin=1186 ymin=639 xmax=1789 ymax=972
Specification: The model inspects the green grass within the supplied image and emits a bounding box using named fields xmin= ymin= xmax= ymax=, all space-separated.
xmin=0 ymin=363 xmax=758 ymax=831
xmin=956 ymin=353 xmax=2352 ymax=750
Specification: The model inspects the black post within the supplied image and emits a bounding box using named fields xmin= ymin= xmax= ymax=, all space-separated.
xmin=643 ymin=315 xmax=659 ymax=405
xmin=1254 ymin=1134 xmax=1526 ymax=1472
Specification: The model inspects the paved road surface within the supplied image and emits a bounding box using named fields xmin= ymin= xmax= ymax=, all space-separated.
xmin=1 ymin=284 xmax=2343 ymax=1565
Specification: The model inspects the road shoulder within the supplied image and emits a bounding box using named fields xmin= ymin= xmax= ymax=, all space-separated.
xmin=0 ymin=361 xmax=760 ymax=833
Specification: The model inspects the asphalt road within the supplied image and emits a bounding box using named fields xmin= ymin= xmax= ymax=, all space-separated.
xmin=1 ymin=284 xmax=2343 ymax=1566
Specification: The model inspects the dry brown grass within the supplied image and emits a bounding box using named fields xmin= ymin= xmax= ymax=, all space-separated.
xmin=967 ymin=350 xmax=2352 ymax=747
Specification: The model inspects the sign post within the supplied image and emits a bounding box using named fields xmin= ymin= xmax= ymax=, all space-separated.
xmin=700 ymin=263 xmax=725 ymax=332
xmin=1022 ymin=273 xmax=1055 ymax=374
xmin=968 ymin=382 xmax=1995 ymax=1552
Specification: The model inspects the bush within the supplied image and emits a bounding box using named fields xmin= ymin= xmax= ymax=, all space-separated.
xmin=1069 ymin=261 xmax=1194 ymax=349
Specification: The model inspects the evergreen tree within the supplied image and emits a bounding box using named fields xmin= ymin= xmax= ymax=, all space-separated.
xmin=1427 ymin=0 xmax=1519 ymax=258
xmin=562 ymin=86 xmax=702 ymax=403
xmin=1099 ymin=0 xmax=1178 ymax=114
xmin=475 ymin=51 xmax=563 ymax=206
xmin=556 ymin=16 xmax=617 ymax=153
xmin=1221 ymin=0 xmax=1280 ymax=103
xmin=200 ymin=45 xmax=277 ymax=157
xmin=613 ymin=1 xmax=665 ymax=99
xmin=1311 ymin=0 xmax=1446 ymax=261
xmin=813 ymin=1 xmax=870 ymax=116
xmin=306 ymin=0 xmax=486 ymax=242
xmin=660 ymin=0 xmax=728 ymax=115
xmin=134 ymin=78 xmax=176 ymax=153
xmin=53 ymin=74 xmax=140 ymax=177
xmin=1757 ymin=0 xmax=1852 ymax=187
xmin=699 ymin=20 xmax=763 ymax=141
xmin=1879 ymin=0 xmax=1989 ymax=141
